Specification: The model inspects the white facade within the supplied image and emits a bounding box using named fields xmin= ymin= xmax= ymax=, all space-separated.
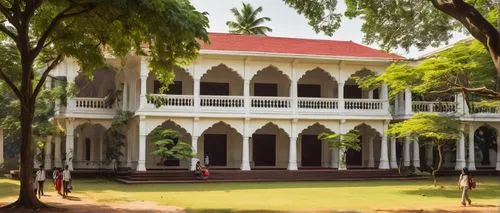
xmin=42 ymin=46 xmax=500 ymax=172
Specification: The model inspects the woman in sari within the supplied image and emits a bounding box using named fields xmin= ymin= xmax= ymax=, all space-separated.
xmin=55 ymin=168 xmax=63 ymax=196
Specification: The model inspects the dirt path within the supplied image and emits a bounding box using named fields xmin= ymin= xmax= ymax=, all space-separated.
xmin=0 ymin=191 xmax=498 ymax=213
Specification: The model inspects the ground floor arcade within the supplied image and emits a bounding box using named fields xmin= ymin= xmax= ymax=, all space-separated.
xmin=38 ymin=118 xmax=500 ymax=172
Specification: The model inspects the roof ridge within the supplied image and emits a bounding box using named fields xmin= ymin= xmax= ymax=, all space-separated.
xmin=208 ymin=32 xmax=353 ymax=43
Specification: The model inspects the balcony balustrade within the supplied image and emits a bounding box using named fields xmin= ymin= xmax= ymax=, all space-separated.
xmin=412 ymin=101 xmax=457 ymax=113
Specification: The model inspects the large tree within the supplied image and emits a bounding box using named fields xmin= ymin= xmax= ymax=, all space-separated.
xmin=226 ymin=2 xmax=272 ymax=35
xmin=0 ymin=0 xmax=208 ymax=209
xmin=284 ymin=0 xmax=500 ymax=97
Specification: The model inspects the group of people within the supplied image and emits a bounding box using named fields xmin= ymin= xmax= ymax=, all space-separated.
xmin=33 ymin=165 xmax=72 ymax=198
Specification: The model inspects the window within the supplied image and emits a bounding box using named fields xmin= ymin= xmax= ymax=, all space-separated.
xmin=253 ymin=83 xmax=277 ymax=96
xmin=154 ymin=80 xmax=182 ymax=94
xmin=200 ymin=82 xmax=229 ymax=96
xmin=85 ymin=138 xmax=91 ymax=161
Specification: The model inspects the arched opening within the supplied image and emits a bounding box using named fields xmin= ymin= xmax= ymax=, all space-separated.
xmin=146 ymin=120 xmax=191 ymax=169
xmin=73 ymin=123 xmax=107 ymax=169
xmin=199 ymin=121 xmax=242 ymax=168
xmin=348 ymin=123 xmax=381 ymax=168
xmin=147 ymin=67 xmax=193 ymax=95
xmin=345 ymin=69 xmax=378 ymax=99
xmin=474 ymin=125 xmax=498 ymax=168
xmin=298 ymin=68 xmax=338 ymax=98
xmin=201 ymin=64 xmax=243 ymax=96
xmin=252 ymin=122 xmax=289 ymax=168
xmin=75 ymin=68 xmax=117 ymax=97
xmin=298 ymin=123 xmax=333 ymax=168
xmin=251 ymin=66 xmax=290 ymax=97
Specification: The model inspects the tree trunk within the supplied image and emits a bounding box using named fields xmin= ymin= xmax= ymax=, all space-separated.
xmin=431 ymin=143 xmax=444 ymax=187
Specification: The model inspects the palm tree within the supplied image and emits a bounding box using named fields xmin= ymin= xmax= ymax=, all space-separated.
xmin=226 ymin=3 xmax=272 ymax=35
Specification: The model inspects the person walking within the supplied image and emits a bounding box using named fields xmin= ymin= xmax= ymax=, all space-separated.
xmin=204 ymin=153 xmax=210 ymax=168
xmin=62 ymin=165 xmax=71 ymax=198
xmin=458 ymin=167 xmax=472 ymax=206
xmin=33 ymin=171 xmax=38 ymax=197
xmin=55 ymin=168 xmax=63 ymax=195
xmin=35 ymin=165 xmax=46 ymax=197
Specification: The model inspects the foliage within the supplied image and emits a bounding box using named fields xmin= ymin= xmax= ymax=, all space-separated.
xmin=388 ymin=113 xmax=462 ymax=186
xmin=149 ymin=127 xmax=194 ymax=160
xmin=226 ymin=2 xmax=272 ymax=35
xmin=283 ymin=0 xmax=342 ymax=36
xmin=318 ymin=130 xmax=360 ymax=168
xmin=103 ymin=110 xmax=133 ymax=170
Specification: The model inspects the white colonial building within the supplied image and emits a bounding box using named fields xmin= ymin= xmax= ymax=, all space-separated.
xmin=39 ymin=33 xmax=500 ymax=172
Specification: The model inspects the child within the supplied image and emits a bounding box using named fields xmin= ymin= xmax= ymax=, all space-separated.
xmin=62 ymin=165 xmax=71 ymax=198
xmin=33 ymin=171 xmax=38 ymax=196
xmin=458 ymin=167 xmax=472 ymax=206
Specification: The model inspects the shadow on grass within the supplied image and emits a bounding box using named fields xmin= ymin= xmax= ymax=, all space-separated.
xmin=401 ymin=183 xmax=500 ymax=199
xmin=187 ymin=210 xmax=363 ymax=213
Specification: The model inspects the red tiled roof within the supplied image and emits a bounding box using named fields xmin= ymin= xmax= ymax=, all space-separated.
xmin=200 ymin=33 xmax=404 ymax=60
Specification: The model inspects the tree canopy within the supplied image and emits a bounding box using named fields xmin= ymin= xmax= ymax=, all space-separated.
xmin=149 ymin=127 xmax=194 ymax=160
xmin=226 ymin=2 xmax=272 ymax=35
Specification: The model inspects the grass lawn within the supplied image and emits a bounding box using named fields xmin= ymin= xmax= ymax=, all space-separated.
xmin=0 ymin=177 xmax=499 ymax=212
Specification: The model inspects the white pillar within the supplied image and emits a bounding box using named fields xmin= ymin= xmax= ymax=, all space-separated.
xmin=54 ymin=136 xmax=62 ymax=168
xmin=44 ymin=137 xmax=52 ymax=169
xmin=390 ymin=135 xmax=398 ymax=169
xmin=412 ymin=135 xmax=420 ymax=168
xmin=122 ymin=82 xmax=128 ymax=111
xmin=287 ymin=136 xmax=298 ymax=170
xmin=368 ymin=136 xmax=375 ymax=168
xmin=338 ymin=82 xmax=345 ymax=112
xmin=403 ymin=136 xmax=410 ymax=166
xmin=291 ymin=79 xmax=297 ymax=115
xmin=244 ymin=79 xmax=250 ymax=114
xmin=338 ymin=120 xmax=347 ymax=170
xmin=404 ymin=88 xmax=412 ymax=115
xmin=241 ymin=136 xmax=251 ymax=170
xmin=0 ymin=129 xmax=3 ymax=166
xmin=379 ymin=121 xmax=390 ymax=169
xmin=394 ymin=93 xmax=400 ymax=115
xmin=65 ymin=120 xmax=74 ymax=171
xmin=330 ymin=148 xmax=339 ymax=168
xmin=136 ymin=116 xmax=147 ymax=171
xmin=194 ymin=78 xmax=200 ymax=111
xmin=126 ymin=131 xmax=132 ymax=168
xmin=467 ymin=124 xmax=476 ymax=170
xmin=139 ymin=74 xmax=147 ymax=108
xmin=455 ymin=130 xmax=466 ymax=170
xmin=425 ymin=143 xmax=434 ymax=167
xmin=456 ymin=93 xmax=465 ymax=115
xmin=190 ymin=136 xmax=199 ymax=171
xmin=381 ymin=83 xmax=389 ymax=113
xmin=368 ymin=90 xmax=373 ymax=99
xmin=496 ymin=135 xmax=500 ymax=171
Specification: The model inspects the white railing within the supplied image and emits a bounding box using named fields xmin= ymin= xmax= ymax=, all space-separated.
xmin=470 ymin=104 xmax=500 ymax=115
xmin=250 ymin=96 xmax=292 ymax=109
xmin=412 ymin=101 xmax=457 ymax=113
xmin=200 ymin=95 xmax=244 ymax=108
xmin=297 ymin=97 xmax=338 ymax=110
xmin=146 ymin=94 xmax=194 ymax=107
xmin=74 ymin=97 xmax=112 ymax=109
xmin=345 ymin=99 xmax=384 ymax=111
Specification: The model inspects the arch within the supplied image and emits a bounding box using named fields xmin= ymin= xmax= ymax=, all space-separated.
xmin=146 ymin=120 xmax=192 ymax=168
xmin=299 ymin=122 xmax=334 ymax=135
xmin=148 ymin=120 xmax=192 ymax=137
xmin=344 ymin=121 xmax=383 ymax=136
xmin=199 ymin=121 xmax=243 ymax=168
xmin=297 ymin=68 xmax=338 ymax=98
xmin=147 ymin=67 xmax=193 ymax=95
xmin=252 ymin=122 xmax=290 ymax=168
xmin=346 ymin=68 xmax=377 ymax=84
xmin=473 ymin=124 xmax=498 ymax=167
xmin=75 ymin=68 xmax=117 ymax=98
xmin=145 ymin=118 xmax=193 ymax=136
xmin=251 ymin=122 xmax=290 ymax=138
xmin=201 ymin=121 xmax=243 ymax=136
xmin=298 ymin=67 xmax=337 ymax=83
xmin=298 ymin=122 xmax=334 ymax=167
xmin=199 ymin=120 xmax=243 ymax=136
xmin=251 ymin=66 xmax=291 ymax=97
xmin=201 ymin=64 xmax=243 ymax=81
xmin=73 ymin=123 xmax=108 ymax=165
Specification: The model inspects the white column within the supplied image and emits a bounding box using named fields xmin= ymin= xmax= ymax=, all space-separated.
xmin=394 ymin=93 xmax=400 ymax=115
xmin=139 ymin=74 xmax=147 ymax=108
xmin=122 ymin=82 xmax=128 ymax=111
xmin=455 ymin=130 xmax=466 ymax=170
xmin=381 ymin=83 xmax=389 ymax=113
xmin=404 ymin=88 xmax=412 ymax=115
xmin=467 ymin=124 xmax=476 ymax=170
xmin=338 ymin=120 xmax=347 ymax=170
xmin=241 ymin=118 xmax=251 ymax=170
xmin=54 ymin=136 xmax=62 ymax=168
xmin=194 ymin=78 xmax=200 ymax=111
xmin=403 ymin=136 xmax=410 ymax=166
xmin=287 ymin=137 xmax=298 ymax=170
xmin=412 ymin=135 xmax=420 ymax=167
xmin=379 ymin=121 xmax=390 ymax=169
xmin=190 ymin=136 xmax=199 ymax=171
xmin=65 ymin=120 xmax=74 ymax=171
xmin=425 ymin=143 xmax=434 ymax=167
xmin=291 ymin=79 xmax=297 ymax=115
xmin=496 ymin=135 xmax=500 ymax=171
xmin=390 ymin=135 xmax=398 ymax=169
xmin=126 ymin=132 xmax=132 ymax=168
xmin=0 ymin=129 xmax=3 ymax=166
xmin=368 ymin=90 xmax=373 ymax=99
xmin=136 ymin=116 xmax=147 ymax=171
xmin=34 ymin=148 xmax=42 ymax=168
xmin=338 ymin=82 xmax=345 ymax=112
xmin=44 ymin=136 xmax=52 ymax=169
xmin=368 ymin=136 xmax=375 ymax=168
xmin=241 ymin=136 xmax=251 ymax=170
xmin=330 ymin=147 xmax=339 ymax=168
xmin=456 ymin=93 xmax=465 ymax=115
xmin=244 ymin=79 xmax=250 ymax=114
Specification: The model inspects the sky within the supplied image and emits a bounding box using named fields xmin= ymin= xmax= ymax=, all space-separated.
xmin=189 ymin=0 xmax=468 ymax=58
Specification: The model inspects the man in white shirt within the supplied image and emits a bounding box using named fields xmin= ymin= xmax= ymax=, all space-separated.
xmin=35 ymin=165 xmax=46 ymax=197
xmin=62 ymin=165 xmax=71 ymax=198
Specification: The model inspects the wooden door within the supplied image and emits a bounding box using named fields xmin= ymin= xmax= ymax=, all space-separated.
xmin=203 ymin=134 xmax=227 ymax=166
xmin=252 ymin=134 xmax=276 ymax=166
xmin=301 ymin=135 xmax=322 ymax=167
xmin=347 ymin=136 xmax=362 ymax=166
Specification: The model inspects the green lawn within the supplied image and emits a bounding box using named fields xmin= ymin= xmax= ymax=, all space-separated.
xmin=0 ymin=177 xmax=499 ymax=212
